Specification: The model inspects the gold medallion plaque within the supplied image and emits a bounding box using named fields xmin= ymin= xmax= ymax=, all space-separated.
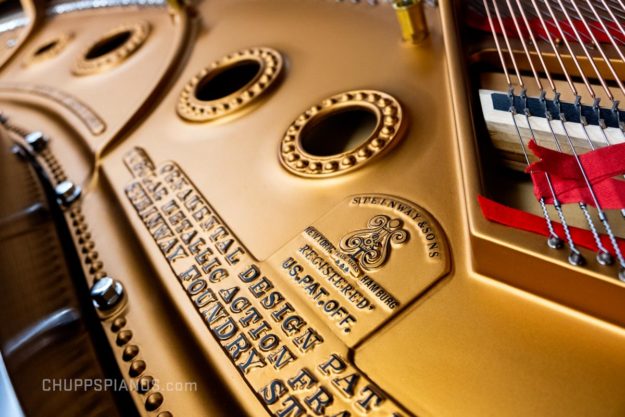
xmin=264 ymin=193 xmax=449 ymax=345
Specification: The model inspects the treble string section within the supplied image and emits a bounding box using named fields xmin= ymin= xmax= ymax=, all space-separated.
xmin=490 ymin=0 xmax=611 ymax=265
xmin=528 ymin=0 xmax=625 ymax=278
xmin=531 ymin=0 xmax=614 ymax=265
xmin=508 ymin=0 xmax=612 ymax=265
xmin=592 ymin=0 xmax=625 ymax=138
xmin=482 ymin=0 xmax=573 ymax=255
xmin=607 ymin=3 xmax=625 ymax=141
xmin=569 ymin=0 xmax=625 ymax=221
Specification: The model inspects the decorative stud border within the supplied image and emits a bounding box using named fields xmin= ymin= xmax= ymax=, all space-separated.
xmin=0 ymin=82 xmax=106 ymax=135
xmin=23 ymin=33 xmax=72 ymax=67
xmin=279 ymin=90 xmax=404 ymax=178
xmin=72 ymin=21 xmax=150 ymax=76
xmin=177 ymin=47 xmax=283 ymax=122
xmin=6 ymin=120 xmax=172 ymax=416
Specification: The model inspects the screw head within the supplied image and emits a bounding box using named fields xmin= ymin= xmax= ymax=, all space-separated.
xmin=91 ymin=277 xmax=124 ymax=310
xmin=25 ymin=131 xmax=49 ymax=153
xmin=55 ymin=180 xmax=81 ymax=206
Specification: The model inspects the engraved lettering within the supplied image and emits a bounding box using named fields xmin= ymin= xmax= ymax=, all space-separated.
xmin=238 ymin=348 xmax=266 ymax=374
xmin=248 ymin=321 xmax=271 ymax=340
xmin=293 ymin=328 xmax=323 ymax=353
xmin=195 ymin=289 xmax=218 ymax=309
xmin=260 ymin=380 xmax=287 ymax=405
xmin=224 ymin=332 xmax=251 ymax=360
xmin=203 ymin=302 xmax=227 ymax=324
xmin=288 ymin=368 xmax=317 ymax=391
xmin=304 ymin=386 xmax=333 ymax=415
xmin=187 ymin=278 xmax=207 ymax=295
xmin=178 ymin=265 xmax=201 ymax=282
xmin=333 ymin=373 xmax=360 ymax=398
xmin=239 ymin=307 xmax=262 ymax=327
xmin=355 ymin=385 xmax=385 ymax=412
xmin=166 ymin=245 xmax=187 ymax=263
xmin=258 ymin=333 xmax=280 ymax=352
xmin=250 ymin=277 xmax=274 ymax=298
xmin=239 ymin=265 xmax=260 ymax=283
xmin=225 ymin=247 xmax=244 ymax=265
xmin=267 ymin=345 xmax=296 ymax=370
xmin=231 ymin=297 xmax=251 ymax=314
xmin=212 ymin=317 xmax=238 ymax=340
xmin=276 ymin=396 xmax=306 ymax=417
xmin=219 ymin=286 xmax=239 ymax=304
xmin=318 ymin=354 xmax=347 ymax=376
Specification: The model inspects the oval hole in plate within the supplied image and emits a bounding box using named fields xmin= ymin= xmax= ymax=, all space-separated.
xmin=85 ymin=30 xmax=132 ymax=60
xmin=300 ymin=107 xmax=378 ymax=157
xmin=194 ymin=60 xmax=262 ymax=101
xmin=34 ymin=39 xmax=58 ymax=56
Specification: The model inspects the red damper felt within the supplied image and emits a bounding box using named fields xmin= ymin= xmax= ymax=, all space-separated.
xmin=527 ymin=140 xmax=625 ymax=209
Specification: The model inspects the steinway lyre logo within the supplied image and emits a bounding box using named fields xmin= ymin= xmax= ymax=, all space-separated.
xmin=339 ymin=214 xmax=409 ymax=272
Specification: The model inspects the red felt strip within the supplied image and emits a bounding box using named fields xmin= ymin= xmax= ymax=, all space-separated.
xmin=526 ymin=140 xmax=625 ymax=209
xmin=478 ymin=195 xmax=625 ymax=255
xmin=466 ymin=11 xmax=625 ymax=44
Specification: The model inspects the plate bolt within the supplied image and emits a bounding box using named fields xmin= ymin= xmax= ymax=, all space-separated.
xmin=91 ymin=277 xmax=124 ymax=310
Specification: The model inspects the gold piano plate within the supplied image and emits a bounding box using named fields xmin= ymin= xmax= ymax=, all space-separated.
xmin=1 ymin=1 xmax=625 ymax=417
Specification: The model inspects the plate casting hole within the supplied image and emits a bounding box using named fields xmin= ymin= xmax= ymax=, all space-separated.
xmin=300 ymin=108 xmax=378 ymax=157
xmin=194 ymin=60 xmax=262 ymax=101
xmin=85 ymin=30 xmax=132 ymax=60
xmin=34 ymin=40 xmax=59 ymax=56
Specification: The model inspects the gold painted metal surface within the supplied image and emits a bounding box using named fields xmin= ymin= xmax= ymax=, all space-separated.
xmin=0 ymin=1 xmax=624 ymax=417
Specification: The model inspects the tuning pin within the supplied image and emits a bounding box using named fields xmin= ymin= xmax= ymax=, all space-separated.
xmin=568 ymin=250 xmax=585 ymax=266
xmin=596 ymin=250 xmax=614 ymax=266
xmin=547 ymin=235 xmax=564 ymax=249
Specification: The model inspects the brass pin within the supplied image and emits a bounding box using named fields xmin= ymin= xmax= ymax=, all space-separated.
xmin=393 ymin=0 xmax=428 ymax=44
